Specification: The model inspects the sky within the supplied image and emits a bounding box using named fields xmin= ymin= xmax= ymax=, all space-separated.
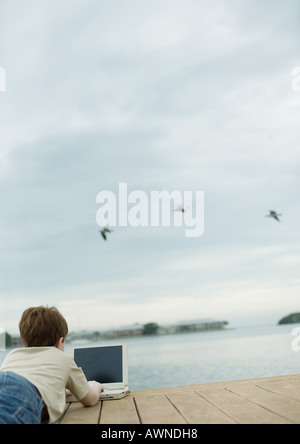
xmin=0 ymin=0 xmax=300 ymax=334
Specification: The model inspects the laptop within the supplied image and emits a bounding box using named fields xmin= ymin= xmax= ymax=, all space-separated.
xmin=67 ymin=344 xmax=129 ymax=401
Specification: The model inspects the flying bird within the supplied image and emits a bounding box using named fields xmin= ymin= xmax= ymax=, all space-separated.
xmin=99 ymin=227 xmax=114 ymax=241
xmin=265 ymin=210 xmax=282 ymax=222
xmin=173 ymin=205 xmax=186 ymax=213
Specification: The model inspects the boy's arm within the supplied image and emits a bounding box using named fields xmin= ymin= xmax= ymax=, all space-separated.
xmin=79 ymin=381 xmax=104 ymax=407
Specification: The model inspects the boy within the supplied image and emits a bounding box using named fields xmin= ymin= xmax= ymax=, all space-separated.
xmin=0 ymin=306 xmax=103 ymax=424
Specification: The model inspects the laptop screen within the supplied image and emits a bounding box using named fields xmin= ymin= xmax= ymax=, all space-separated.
xmin=74 ymin=345 xmax=123 ymax=384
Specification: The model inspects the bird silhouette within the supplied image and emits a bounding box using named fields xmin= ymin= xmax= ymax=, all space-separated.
xmin=266 ymin=210 xmax=282 ymax=222
xmin=99 ymin=227 xmax=114 ymax=241
xmin=173 ymin=205 xmax=186 ymax=213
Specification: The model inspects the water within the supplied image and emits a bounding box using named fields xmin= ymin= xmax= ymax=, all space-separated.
xmin=1 ymin=324 xmax=299 ymax=391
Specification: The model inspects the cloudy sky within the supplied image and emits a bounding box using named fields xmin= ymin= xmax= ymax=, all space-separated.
xmin=0 ymin=0 xmax=300 ymax=334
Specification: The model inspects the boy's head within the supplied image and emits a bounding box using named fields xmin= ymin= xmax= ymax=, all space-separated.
xmin=19 ymin=306 xmax=68 ymax=347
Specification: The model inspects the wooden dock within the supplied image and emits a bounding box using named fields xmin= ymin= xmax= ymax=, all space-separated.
xmin=58 ymin=374 xmax=300 ymax=424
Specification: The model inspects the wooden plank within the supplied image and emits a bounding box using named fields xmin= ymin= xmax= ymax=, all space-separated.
xmin=60 ymin=401 xmax=101 ymax=424
xmin=134 ymin=394 xmax=187 ymax=424
xmin=100 ymin=396 xmax=140 ymax=424
xmin=256 ymin=378 xmax=300 ymax=403
xmin=227 ymin=383 xmax=300 ymax=424
xmin=132 ymin=387 xmax=184 ymax=396
xmin=166 ymin=391 xmax=236 ymax=424
xmin=182 ymin=374 xmax=300 ymax=393
xmin=58 ymin=375 xmax=300 ymax=424
xmin=196 ymin=388 xmax=291 ymax=424
xmin=56 ymin=403 xmax=71 ymax=424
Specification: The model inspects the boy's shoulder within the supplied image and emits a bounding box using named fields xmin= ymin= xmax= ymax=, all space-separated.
xmin=2 ymin=347 xmax=73 ymax=367
xmin=9 ymin=346 xmax=64 ymax=355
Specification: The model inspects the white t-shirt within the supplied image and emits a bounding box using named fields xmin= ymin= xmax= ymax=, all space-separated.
xmin=0 ymin=347 xmax=90 ymax=424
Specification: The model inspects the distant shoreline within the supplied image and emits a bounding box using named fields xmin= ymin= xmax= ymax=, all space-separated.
xmin=66 ymin=320 xmax=228 ymax=343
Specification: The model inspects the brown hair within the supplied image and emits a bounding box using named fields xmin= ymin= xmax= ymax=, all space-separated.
xmin=19 ymin=306 xmax=68 ymax=347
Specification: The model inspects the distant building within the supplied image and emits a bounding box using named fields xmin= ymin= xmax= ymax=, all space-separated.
xmin=161 ymin=319 xmax=226 ymax=335
xmin=101 ymin=323 xmax=144 ymax=340
xmin=10 ymin=336 xmax=23 ymax=347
